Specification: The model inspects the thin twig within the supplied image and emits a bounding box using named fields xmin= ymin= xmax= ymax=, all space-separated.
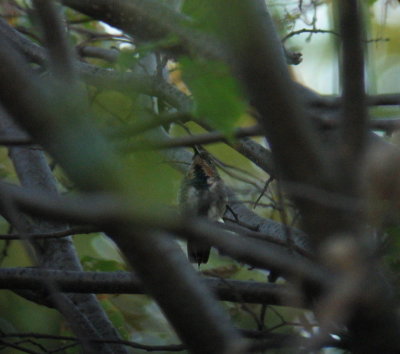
xmin=283 ymin=28 xmax=339 ymax=42
xmin=254 ymin=177 xmax=273 ymax=209
xmin=0 ymin=226 xmax=98 ymax=240
xmin=0 ymin=332 xmax=185 ymax=352
xmin=119 ymin=125 xmax=262 ymax=151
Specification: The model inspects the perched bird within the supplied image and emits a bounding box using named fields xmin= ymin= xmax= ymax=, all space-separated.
xmin=179 ymin=148 xmax=227 ymax=265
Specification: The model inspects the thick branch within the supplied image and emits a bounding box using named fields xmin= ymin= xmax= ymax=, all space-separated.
xmin=338 ymin=0 xmax=367 ymax=173
xmin=62 ymin=0 xmax=221 ymax=60
xmin=0 ymin=226 xmax=97 ymax=240
xmin=212 ymin=1 xmax=329 ymax=186
xmin=0 ymin=268 xmax=301 ymax=306
xmin=32 ymin=0 xmax=76 ymax=81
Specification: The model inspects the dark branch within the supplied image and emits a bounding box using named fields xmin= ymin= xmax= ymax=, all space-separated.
xmin=32 ymin=0 xmax=76 ymax=81
xmin=0 ymin=226 xmax=98 ymax=240
xmin=0 ymin=267 xmax=302 ymax=306
xmin=338 ymin=0 xmax=367 ymax=170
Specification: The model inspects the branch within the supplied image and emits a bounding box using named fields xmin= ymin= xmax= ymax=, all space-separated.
xmin=0 ymin=135 xmax=32 ymax=145
xmin=0 ymin=105 xmax=32 ymax=145
xmin=0 ymin=226 xmax=97 ymax=240
xmin=368 ymin=93 xmax=400 ymax=106
xmin=283 ymin=28 xmax=339 ymax=42
xmin=338 ymin=0 xmax=367 ymax=172
xmin=310 ymin=93 xmax=400 ymax=109
xmin=210 ymin=1 xmax=338 ymax=245
xmin=0 ymin=331 xmax=346 ymax=352
xmin=0 ymin=267 xmax=302 ymax=306
xmin=62 ymin=0 xmax=301 ymax=66
xmin=120 ymin=125 xmax=262 ymax=151
xmin=78 ymin=46 xmax=119 ymax=62
xmin=370 ymin=118 xmax=400 ymax=133
xmin=316 ymin=115 xmax=400 ymax=134
xmin=223 ymin=220 xmax=312 ymax=259
xmin=0 ymin=332 xmax=185 ymax=352
xmin=32 ymin=0 xmax=76 ymax=81
xmin=62 ymin=0 xmax=222 ymax=60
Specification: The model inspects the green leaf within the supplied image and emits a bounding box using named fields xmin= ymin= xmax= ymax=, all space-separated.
xmin=181 ymin=58 xmax=246 ymax=135
xmin=122 ymin=150 xmax=179 ymax=205
xmin=116 ymin=49 xmax=138 ymax=71
xmin=81 ymin=255 xmax=126 ymax=272
xmin=182 ymin=0 xmax=216 ymax=34
xmin=92 ymin=89 xmax=135 ymax=125
xmin=113 ymin=295 xmax=179 ymax=344
xmin=100 ymin=297 xmax=130 ymax=340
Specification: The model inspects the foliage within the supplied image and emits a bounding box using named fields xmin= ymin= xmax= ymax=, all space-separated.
xmin=0 ymin=0 xmax=399 ymax=353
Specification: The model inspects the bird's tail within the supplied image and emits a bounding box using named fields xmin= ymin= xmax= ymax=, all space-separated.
xmin=187 ymin=241 xmax=211 ymax=266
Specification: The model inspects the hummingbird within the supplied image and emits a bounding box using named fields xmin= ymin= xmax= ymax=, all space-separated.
xmin=179 ymin=147 xmax=227 ymax=265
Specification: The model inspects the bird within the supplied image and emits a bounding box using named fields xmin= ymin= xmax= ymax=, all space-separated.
xmin=179 ymin=147 xmax=227 ymax=265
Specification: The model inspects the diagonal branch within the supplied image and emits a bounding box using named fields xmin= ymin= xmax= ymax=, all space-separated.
xmin=208 ymin=0 xmax=339 ymax=245
xmin=32 ymin=0 xmax=76 ymax=81
xmin=338 ymin=0 xmax=368 ymax=180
